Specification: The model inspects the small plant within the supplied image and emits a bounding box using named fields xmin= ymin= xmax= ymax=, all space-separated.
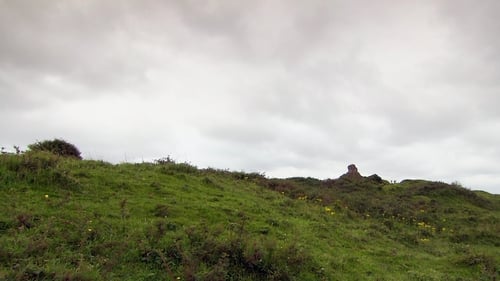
xmin=155 ymin=156 xmax=175 ymax=165
xmin=13 ymin=146 xmax=21 ymax=154
xmin=28 ymin=139 xmax=82 ymax=159
xmin=119 ymin=199 xmax=128 ymax=217
xmin=16 ymin=214 xmax=33 ymax=229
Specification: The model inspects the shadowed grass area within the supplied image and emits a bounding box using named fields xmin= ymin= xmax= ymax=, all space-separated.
xmin=0 ymin=152 xmax=498 ymax=280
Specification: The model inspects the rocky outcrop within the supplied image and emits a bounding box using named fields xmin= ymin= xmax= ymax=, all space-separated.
xmin=339 ymin=164 xmax=363 ymax=180
xmin=337 ymin=164 xmax=387 ymax=186
xmin=367 ymin=174 xmax=383 ymax=183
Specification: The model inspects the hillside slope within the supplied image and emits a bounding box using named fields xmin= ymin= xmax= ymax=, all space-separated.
xmin=0 ymin=152 xmax=499 ymax=280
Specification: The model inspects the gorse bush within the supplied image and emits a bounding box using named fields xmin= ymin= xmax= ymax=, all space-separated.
xmin=28 ymin=139 xmax=82 ymax=159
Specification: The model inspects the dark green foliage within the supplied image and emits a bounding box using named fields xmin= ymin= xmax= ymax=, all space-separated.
xmin=367 ymin=174 xmax=384 ymax=183
xmin=459 ymin=254 xmax=498 ymax=277
xmin=157 ymin=161 xmax=199 ymax=175
xmin=154 ymin=156 xmax=198 ymax=174
xmin=28 ymin=139 xmax=82 ymax=159
xmin=201 ymin=167 xmax=266 ymax=182
xmin=268 ymin=176 xmax=498 ymax=223
xmin=140 ymin=223 xmax=317 ymax=281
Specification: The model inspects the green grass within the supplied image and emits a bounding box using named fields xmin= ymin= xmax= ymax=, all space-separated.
xmin=0 ymin=151 xmax=498 ymax=280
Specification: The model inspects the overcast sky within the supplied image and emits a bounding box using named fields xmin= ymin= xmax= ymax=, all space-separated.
xmin=1 ymin=0 xmax=499 ymax=194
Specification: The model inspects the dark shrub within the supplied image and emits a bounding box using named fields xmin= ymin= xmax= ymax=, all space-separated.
xmin=28 ymin=139 xmax=82 ymax=159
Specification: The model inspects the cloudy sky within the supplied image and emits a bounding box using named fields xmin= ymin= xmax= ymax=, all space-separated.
xmin=1 ymin=0 xmax=499 ymax=193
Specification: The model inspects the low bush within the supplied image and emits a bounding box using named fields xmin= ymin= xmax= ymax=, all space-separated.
xmin=28 ymin=139 xmax=82 ymax=159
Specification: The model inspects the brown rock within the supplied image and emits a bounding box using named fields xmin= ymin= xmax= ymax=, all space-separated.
xmin=340 ymin=164 xmax=363 ymax=180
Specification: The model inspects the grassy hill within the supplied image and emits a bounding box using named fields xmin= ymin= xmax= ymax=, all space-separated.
xmin=0 ymin=151 xmax=498 ymax=280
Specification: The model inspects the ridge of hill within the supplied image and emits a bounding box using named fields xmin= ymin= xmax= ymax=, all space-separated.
xmin=0 ymin=152 xmax=498 ymax=280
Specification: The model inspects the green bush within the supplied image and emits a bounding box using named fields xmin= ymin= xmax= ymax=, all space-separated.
xmin=28 ymin=139 xmax=82 ymax=159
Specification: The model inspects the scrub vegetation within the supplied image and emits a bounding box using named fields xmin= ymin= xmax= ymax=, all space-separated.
xmin=0 ymin=142 xmax=498 ymax=280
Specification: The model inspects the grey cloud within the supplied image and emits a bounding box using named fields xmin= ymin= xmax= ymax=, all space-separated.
xmin=0 ymin=1 xmax=160 ymax=99
xmin=1 ymin=0 xmax=500 ymax=193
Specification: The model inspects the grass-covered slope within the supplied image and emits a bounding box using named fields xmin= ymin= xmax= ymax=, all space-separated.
xmin=0 ymin=152 xmax=498 ymax=280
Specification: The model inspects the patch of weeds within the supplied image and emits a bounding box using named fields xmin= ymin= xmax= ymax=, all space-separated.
xmin=152 ymin=204 xmax=169 ymax=218
xmin=150 ymin=182 xmax=162 ymax=188
xmin=140 ymin=248 xmax=177 ymax=280
xmin=119 ymin=199 xmax=129 ymax=220
xmin=406 ymin=270 xmax=440 ymax=281
xmin=90 ymin=241 xmax=129 ymax=274
xmin=202 ymin=177 xmax=224 ymax=190
xmin=450 ymin=233 xmax=471 ymax=244
xmin=148 ymin=223 xmax=320 ymax=280
xmin=110 ymin=181 xmax=129 ymax=191
xmin=0 ymin=243 xmax=15 ymax=264
xmin=47 ymin=169 xmax=82 ymax=190
xmin=176 ymin=174 xmax=187 ymax=181
xmin=24 ymin=238 xmax=50 ymax=257
xmin=159 ymin=162 xmax=199 ymax=175
xmin=16 ymin=213 xmax=36 ymax=230
xmin=459 ymin=253 xmax=498 ymax=277
xmin=154 ymin=156 xmax=175 ymax=165
xmin=265 ymin=218 xmax=280 ymax=227
xmin=57 ymin=271 xmax=98 ymax=281
xmin=17 ymin=267 xmax=56 ymax=281
xmin=0 ymin=220 xmax=13 ymax=234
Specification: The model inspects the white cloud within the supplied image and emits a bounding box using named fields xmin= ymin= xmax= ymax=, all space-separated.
xmin=1 ymin=0 xmax=499 ymax=194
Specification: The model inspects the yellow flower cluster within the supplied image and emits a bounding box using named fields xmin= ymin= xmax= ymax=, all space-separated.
xmin=417 ymin=222 xmax=436 ymax=232
xmin=417 ymin=222 xmax=431 ymax=228
xmin=324 ymin=207 xmax=335 ymax=215
xmin=297 ymin=195 xmax=308 ymax=200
